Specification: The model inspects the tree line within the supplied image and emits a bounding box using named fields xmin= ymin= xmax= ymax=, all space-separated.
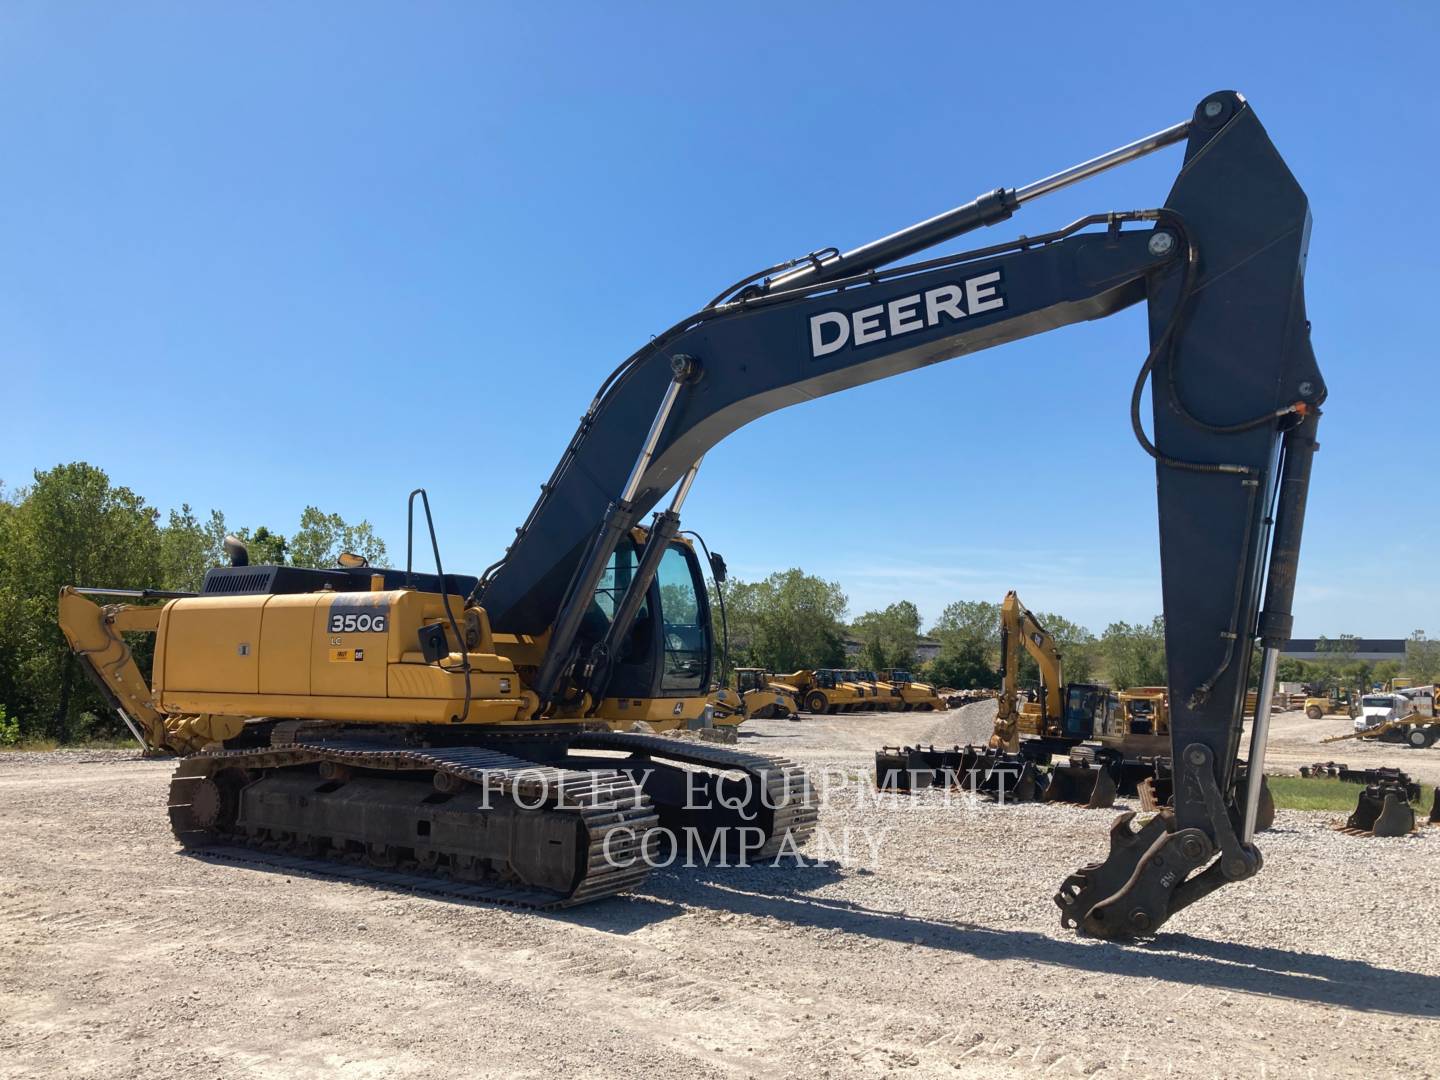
xmin=0 ymin=463 xmax=386 ymax=746
xmin=3 ymin=462 xmax=1433 ymax=747
xmin=714 ymin=569 xmax=1169 ymax=690
xmin=717 ymin=572 xmax=1438 ymax=696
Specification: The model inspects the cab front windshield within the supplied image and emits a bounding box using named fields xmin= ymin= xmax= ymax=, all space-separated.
xmin=1361 ymin=695 xmax=1394 ymax=709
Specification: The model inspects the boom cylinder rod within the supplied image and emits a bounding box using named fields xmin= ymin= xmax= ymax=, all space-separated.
xmin=620 ymin=365 xmax=688 ymax=503
xmin=1012 ymin=120 xmax=1191 ymax=204
xmin=586 ymin=458 xmax=705 ymax=708
xmin=532 ymin=366 xmax=693 ymax=709
xmin=768 ymin=118 xmax=1189 ymax=292
xmin=668 ymin=455 xmax=703 ymax=512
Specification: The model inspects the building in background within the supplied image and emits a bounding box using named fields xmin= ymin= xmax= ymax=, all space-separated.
xmin=1281 ymin=639 xmax=1407 ymax=663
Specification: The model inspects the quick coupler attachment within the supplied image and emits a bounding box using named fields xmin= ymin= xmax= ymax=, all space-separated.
xmin=1055 ymin=744 xmax=1260 ymax=939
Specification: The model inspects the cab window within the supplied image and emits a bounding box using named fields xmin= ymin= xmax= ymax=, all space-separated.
xmin=657 ymin=546 xmax=707 ymax=692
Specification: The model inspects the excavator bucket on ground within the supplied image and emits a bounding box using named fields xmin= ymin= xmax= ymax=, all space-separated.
xmin=1300 ymin=763 xmax=1420 ymax=801
xmin=1340 ymin=782 xmax=1416 ymax=837
xmin=874 ymin=746 xmax=932 ymax=792
xmin=975 ymin=758 xmax=1046 ymax=803
xmin=1043 ymin=758 xmax=1117 ymax=809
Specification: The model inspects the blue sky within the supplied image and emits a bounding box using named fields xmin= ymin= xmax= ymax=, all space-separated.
xmin=2 ymin=4 xmax=1435 ymax=637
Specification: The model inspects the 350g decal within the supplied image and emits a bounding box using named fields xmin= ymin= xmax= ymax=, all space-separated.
xmin=326 ymin=594 xmax=392 ymax=636
xmin=328 ymin=610 xmax=388 ymax=634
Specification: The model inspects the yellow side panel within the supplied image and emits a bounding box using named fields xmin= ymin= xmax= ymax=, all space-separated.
xmin=162 ymin=597 xmax=263 ymax=694
xmin=312 ymin=595 xmax=388 ymax=698
xmin=593 ymin=696 xmax=710 ymax=731
xmin=258 ymin=594 xmax=319 ymax=696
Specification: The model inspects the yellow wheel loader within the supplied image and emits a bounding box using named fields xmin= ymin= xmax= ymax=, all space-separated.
xmin=1304 ymin=688 xmax=1358 ymax=721
xmin=61 ymin=91 xmax=1327 ymax=937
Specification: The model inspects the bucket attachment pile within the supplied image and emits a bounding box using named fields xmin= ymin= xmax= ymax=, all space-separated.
xmin=1042 ymin=756 xmax=1118 ymax=809
xmin=1339 ymin=781 xmax=1418 ymax=837
xmin=874 ymin=744 xmax=1044 ymax=803
xmin=1300 ymin=762 xmax=1421 ymax=801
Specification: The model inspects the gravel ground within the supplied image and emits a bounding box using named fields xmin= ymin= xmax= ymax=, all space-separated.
xmin=1 ymin=703 xmax=1436 ymax=1079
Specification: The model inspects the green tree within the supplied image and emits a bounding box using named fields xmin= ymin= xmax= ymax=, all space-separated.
xmin=159 ymin=504 xmax=230 ymax=592
xmin=927 ymin=599 xmax=1002 ymax=689
xmin=289 ymin=506 xmax=389 ymax=569
xmin=235 ymin=525 xmax=288 ymax=566
xmin=852 ymin=600 xmax=922 ymax=671
xmin=721 ymin=569 xmax=848 ymax=674
xmin=1276 ymin=656 xmax=1310 ymax=686
xmin=1405 ymin=630 xmax=1440 ymax=683
xmin=0 ymin=463 xmax=162 ymax=741
xmin=1100 ymin=616 xmax=1167 ymax=690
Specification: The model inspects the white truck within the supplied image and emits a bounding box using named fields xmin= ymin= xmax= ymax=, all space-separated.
xmin=1326 ymin=691 xmax=1440 ymax=748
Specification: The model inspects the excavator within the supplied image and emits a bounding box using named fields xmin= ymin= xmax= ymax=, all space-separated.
xmin=881 ymin=590 xmax=1140 ymax=807
xmin=60 ymin=90 xmax=1323 ymax=939
xmin=988 ymin=590 xmax=1108 ymax=756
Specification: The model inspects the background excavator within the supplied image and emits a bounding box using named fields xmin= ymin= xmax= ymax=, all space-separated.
xmin=989 ymin=590 xmax=1109 ymax=756
xmin=880 ymin=590 xmax=1274 ymax=819
xmin=60 ymin=90 xmax=1323 ymax=939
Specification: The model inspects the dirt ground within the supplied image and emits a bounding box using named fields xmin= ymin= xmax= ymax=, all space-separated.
xmin=2 ymin=705 xmax=1436 ymax=1080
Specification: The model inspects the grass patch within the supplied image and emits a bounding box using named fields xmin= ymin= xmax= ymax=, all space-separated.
xmin=1268 ymin=775 xmax=1437 ymax=813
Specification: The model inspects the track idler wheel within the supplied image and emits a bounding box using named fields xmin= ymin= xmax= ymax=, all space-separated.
xmin=1346 ymin=784 xmax=1416 ymax=837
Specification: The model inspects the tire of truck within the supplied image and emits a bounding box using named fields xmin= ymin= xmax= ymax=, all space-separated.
xmin=1407 ymin=726 xmax=1434 ymax=749
xmin=805 ymin=691 xmax=829 ymax=715
xmin=1306 ymin=706 xmax=1323 ymax=720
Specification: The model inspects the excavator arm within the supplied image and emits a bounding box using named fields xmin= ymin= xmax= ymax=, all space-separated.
xmin=992 ymin=590 xmax=1065 ymax=752
xmin=474 ymin=90 xmax=1322 ymax=936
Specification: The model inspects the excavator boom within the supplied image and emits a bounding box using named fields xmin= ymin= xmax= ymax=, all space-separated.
xmin=476 ymin=90 xmax=1323 ymax=935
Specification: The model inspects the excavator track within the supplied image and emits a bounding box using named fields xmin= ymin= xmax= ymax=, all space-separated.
xmin=168 ymin=739 xmax=661 ymax=909
xmin=566 ymin=731 xmax=818 ymax=859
